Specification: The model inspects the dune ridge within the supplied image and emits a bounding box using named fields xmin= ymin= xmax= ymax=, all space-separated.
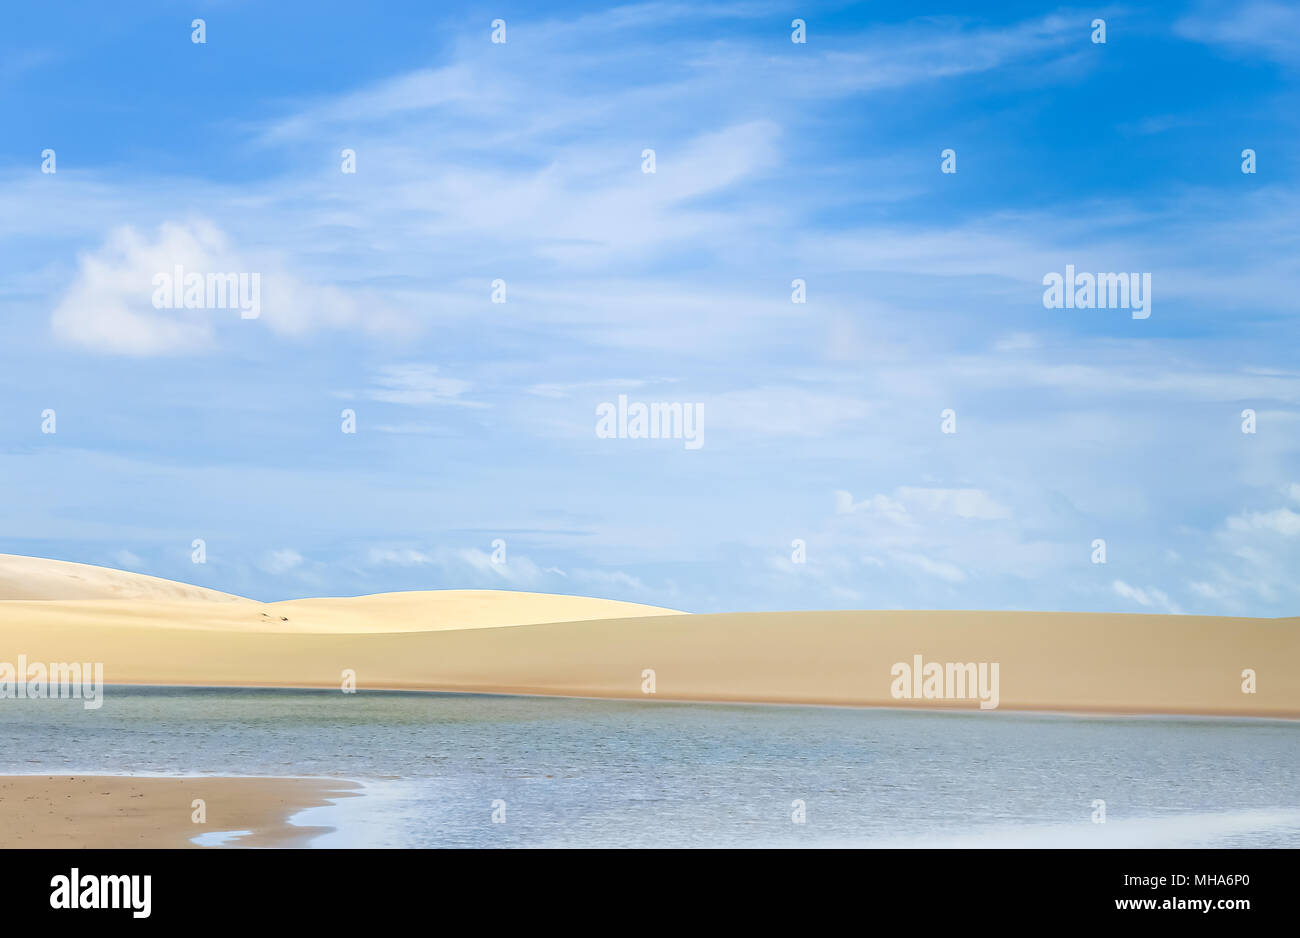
xmin=0 ymin=554 xmax=683 ymax=632
xmin=0 ymin=554 xmax=1296 ymax=717
xmin=0 ymin=554 xmax=247 ymax=602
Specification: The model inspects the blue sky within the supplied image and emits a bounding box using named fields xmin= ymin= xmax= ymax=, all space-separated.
xmin=1 ymin=0 xmax=1297 ymax=615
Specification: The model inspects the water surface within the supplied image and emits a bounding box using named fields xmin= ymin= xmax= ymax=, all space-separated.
xmin=2 ymin=687 xmax=1296 ymax=847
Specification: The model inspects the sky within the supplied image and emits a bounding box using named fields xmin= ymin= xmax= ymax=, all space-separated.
xmin=1 ymin=0 xmax=1297 ymax=615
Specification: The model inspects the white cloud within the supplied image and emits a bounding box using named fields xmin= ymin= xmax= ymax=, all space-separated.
xmin=263 ymin=549 xmax=304 ymax=575
xmin=570 ymin=568 xmax=649 ymax=593
xmin=455 ymin=548 xmax=545 ymax=585
xmin=893 ymin=551 xmax=967 ymax=583
xmin=110 ymin=549 xmax=145 ymax=571
xmin=1175 ymin=1 xmax=1300 ymax=66
xmin=527 ymin=378 xmax=671 ymax=399
xmin=834 ymin=490 xmax=910 ymax=525
xmin=364 ymin=544 xmax=654 ymax=599
xmin=1189 ymin=581 xmax=1227 ymax=600
xmin=9 ymin=7 xmax=1298 ymax=620
xmin=366 ymin=547 xmax=433 ymax=567
xmin=1113 ymin=580 xmax=1183 ymax=614
xmin=49 ymin=220 xmax=405 ymax=355
xmin=1226 ymin=507 xmax=1300 ymax=537
xmin=896 ymin=487 xmax=1011 ymax=520
xmin=51 ymin=222 xmax=223 ymax=354
xmin=262 ymin=65 xmax=492 ymax=141
xmin=836 ymin=487 xmax=1009 ymax=521
xmin=686 ymin=12 xmax=1080 ymax=98
xmin=365 ymin=364 xmax=483 ymax=407
xmin=366 ymin=545 xmax=545 ymax=588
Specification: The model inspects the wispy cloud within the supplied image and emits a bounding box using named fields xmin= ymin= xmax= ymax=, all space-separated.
xmin=1113 ymin=579 xmax=1184 ymax=614
xmin=1176 ymin=1 xmax=1300 ymax=65
xmin=5 ymin=3 xmax=1297 ymax=616
xmin=364 ymin=364 xmax=484 ymax=408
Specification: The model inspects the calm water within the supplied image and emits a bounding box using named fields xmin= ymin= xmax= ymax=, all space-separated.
xmin=2 ymin=687 xmax=1298 ymax=847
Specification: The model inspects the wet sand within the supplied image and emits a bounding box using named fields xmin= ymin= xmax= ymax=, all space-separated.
xmin=0 ymin=775 xmax=360 ymax=848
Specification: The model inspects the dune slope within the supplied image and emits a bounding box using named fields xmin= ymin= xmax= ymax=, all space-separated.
xmin=0 ymin=555 xmax=1296 ymax=717
xmin=0 ymin=554 xmax=246 ymax=602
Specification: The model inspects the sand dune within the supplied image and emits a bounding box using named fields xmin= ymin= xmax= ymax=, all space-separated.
xmin=0 ymin=554 xmax=246 ymax=602
xmin=269 ymin=590 xmax=686 ymax=633
xmin=0 ymin=591 xmax=683 ymax=635
xmin=0 ymin=555 xmax=1296 ymax=717
xmin=0 ymin=555 xmax=682 ymax=633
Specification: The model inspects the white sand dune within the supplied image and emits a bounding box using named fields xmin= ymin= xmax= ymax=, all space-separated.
xmin=268 ymin=590 xmax=686 ymax=633
xmin=0 ymin=554 xmax=247 ymax=602
xmin=0 ymin=555 xmax=681 ymax=633
xmin=0 ymin=554 xmax=1296 ymax=717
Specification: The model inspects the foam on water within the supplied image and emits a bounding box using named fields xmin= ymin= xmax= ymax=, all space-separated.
xmin=191 ymin=829 xmax=254 ymax=847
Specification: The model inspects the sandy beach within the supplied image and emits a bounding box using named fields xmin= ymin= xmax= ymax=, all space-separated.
xmin=1 ymin=554 xmax=1297 ymax=717
xmin=0 ymin=775 xmax=359 ymax=848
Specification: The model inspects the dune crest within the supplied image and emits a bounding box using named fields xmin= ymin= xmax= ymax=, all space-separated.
xmin=269 ymin=590 xmax=685 ymax=632
xmin=0 ymin=554 xmax=682 ymax=632
xmin=0 ymin=554 xmax=247 ymax=602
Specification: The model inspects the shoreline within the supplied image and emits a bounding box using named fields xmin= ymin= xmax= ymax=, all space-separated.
xmin=69 ymin=680 xmax=1300 ymax=722
xmin=0 ymin=775 xmax=361 ymax=849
